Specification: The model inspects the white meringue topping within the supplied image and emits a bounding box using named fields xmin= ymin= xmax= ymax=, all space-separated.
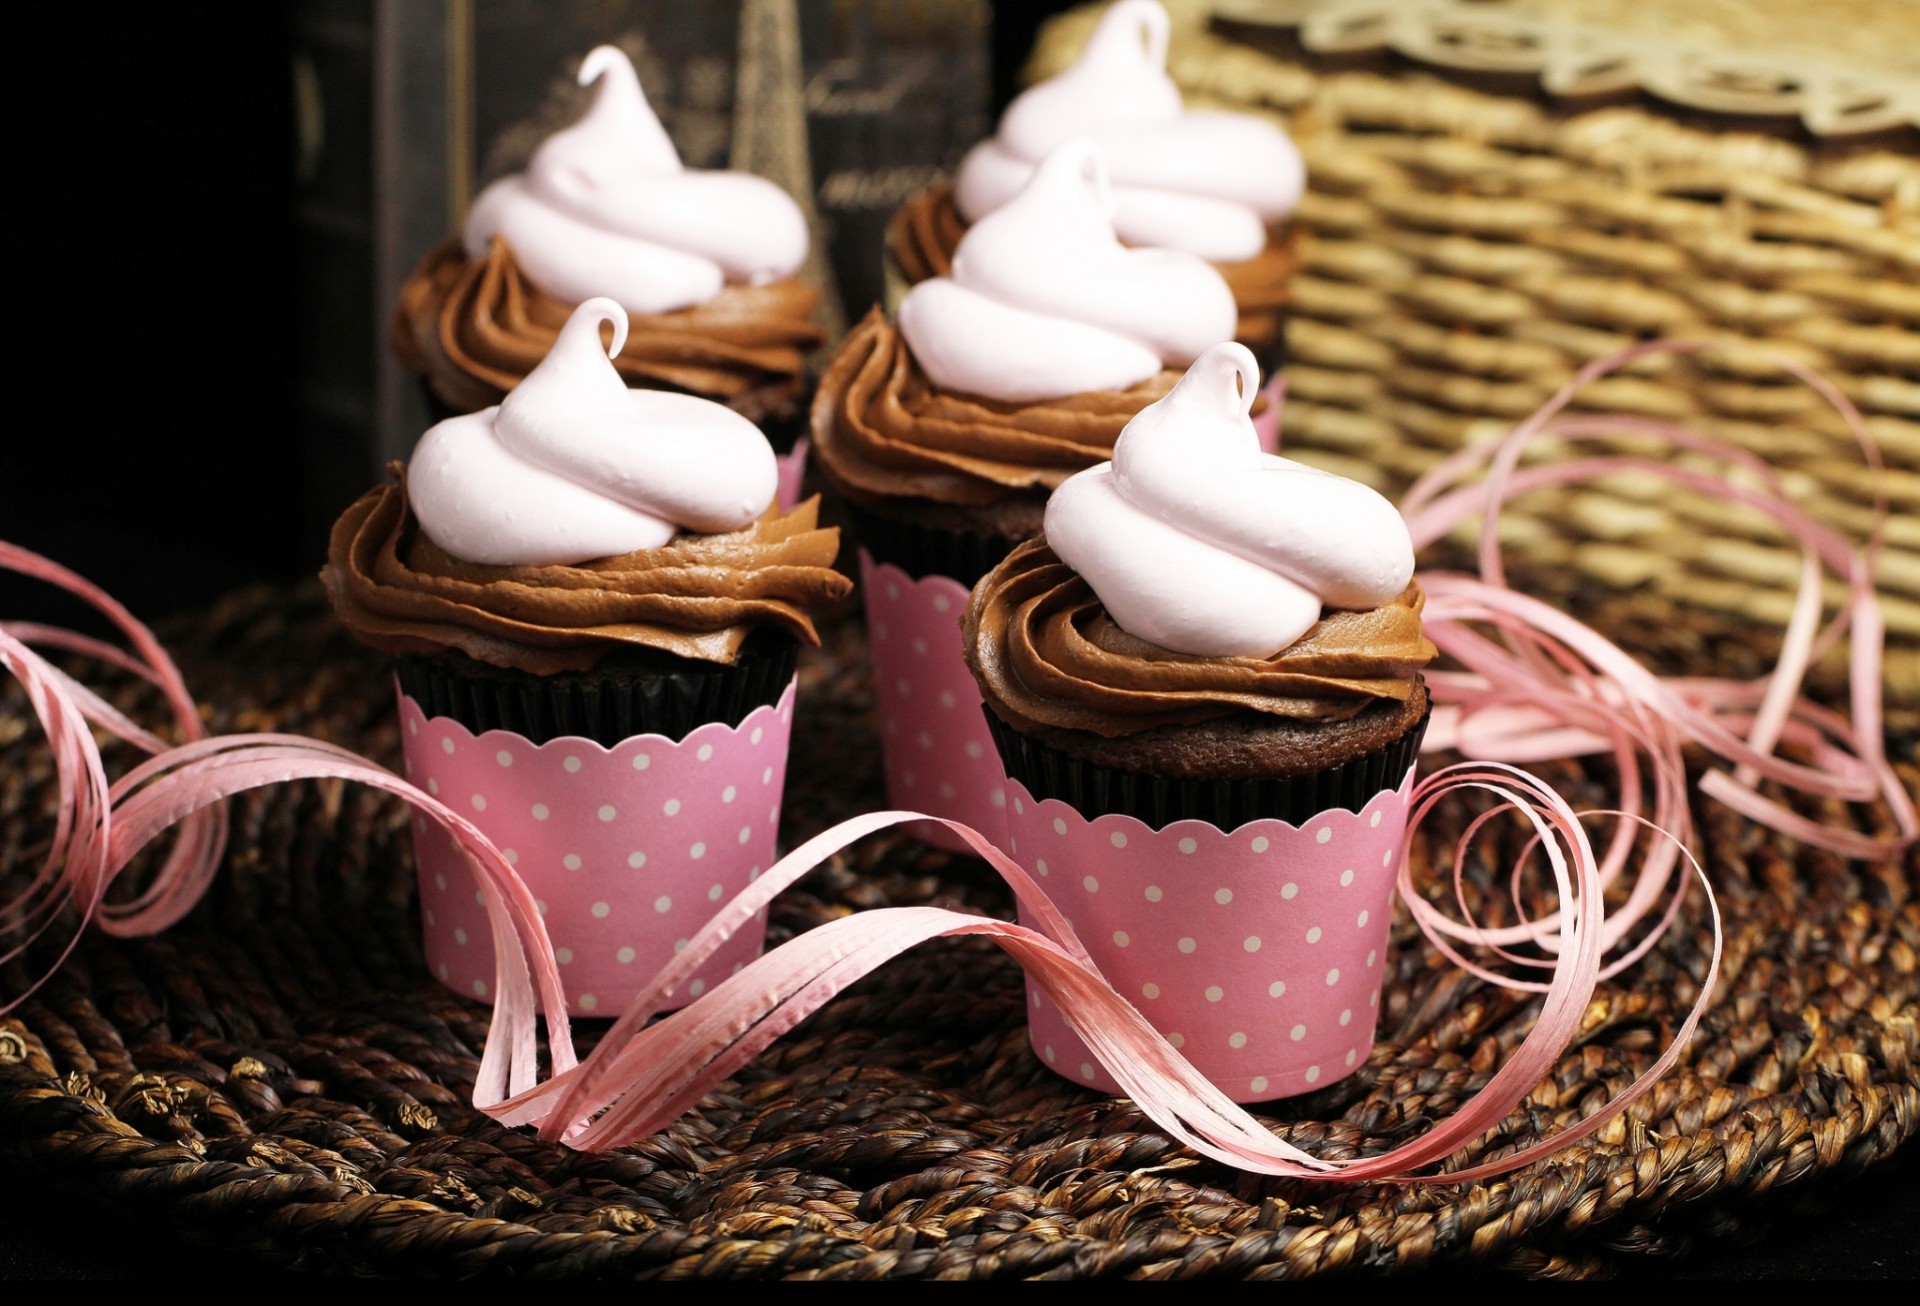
xmin=897 ymin=140 xmax=1238 ymax=404
xmin=1045 ymin=343 xmax=1415 ymax=658
xmin=463 ymin=46 xmax=809 ymax=315
xmin=953 ymin=1 xmax=1303 ymax=263
xmin=409 ymin=298 xmax=778 ymax=567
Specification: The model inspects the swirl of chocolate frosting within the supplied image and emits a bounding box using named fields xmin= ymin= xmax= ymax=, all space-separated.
xmin=393 ymin=236 xmax=824 ymax=415
xmin=323 ymin=467 xmax=851 ymax=674
xmin=964 ymin=536 xmax=1435 ymax=738
xmin=885 ymin=184 xmax=1298 ymax=367
xmin=809 ymin=308 xmax=1178 ymax=510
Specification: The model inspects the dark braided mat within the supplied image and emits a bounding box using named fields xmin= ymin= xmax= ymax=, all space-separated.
xmin=1 ymin=580 xmax=1915 ymax=1279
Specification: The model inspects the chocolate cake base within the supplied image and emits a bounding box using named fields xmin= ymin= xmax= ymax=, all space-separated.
xmin=985 ymin=682 xmax=1431 ymax=829
xmin=393 ymin=629 xmax=798 ymax=746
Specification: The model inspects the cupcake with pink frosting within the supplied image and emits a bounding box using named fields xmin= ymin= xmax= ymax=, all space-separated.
xmin=810 ymin=138 xmax=1241 ymax=850
xmin=963 ymin=342 xmax=1435 ymax=1100
xmin=326 ymin=297 xmax=850 ymax=1015
xmin=887 ymin=0 xmax=1303 ymax=374
xmin=394 ymin=46 xmax=823 ymax=456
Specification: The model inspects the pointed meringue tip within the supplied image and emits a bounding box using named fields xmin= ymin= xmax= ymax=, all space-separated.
xmin=1085 ymin=0 xmax=1171 ymax=69
xmin=1185 ymin=341 xmax=1261 ymax=415
xmin=1035 ymin=138 xmax=1115 ymax=217
xmin=578 ymin=45 xmax=628 ymax=88
xmin=573 ymin=296 xmax=629 ymax=359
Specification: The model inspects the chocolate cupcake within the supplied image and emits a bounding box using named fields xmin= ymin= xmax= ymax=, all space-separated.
xmin=968 ymin=540 xmax=1431 ymax=830
xmin=884 ymin=1 xmax=1302 ymax=387
xmin=393 ymin=46 xmax=823 ymax=462
xmin=963 ymin=341 xmax=1434 ymax=1101
xmin=811 ymin=140 xmax=1243 ymax=849
xmin=326 ymin=297 xmax=850 ymax=1016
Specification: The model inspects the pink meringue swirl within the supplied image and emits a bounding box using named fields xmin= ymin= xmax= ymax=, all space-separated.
xmin=1045 ymin=342 xmax=1415 ymax=658
xmin=897 ymin=140 xmax=1238 ymax=404
xmin=463 ymin=46 xmax=808 ymax=315
xmin=408 ymin=297 xmax=779 ymax=567
xmin=954 ymin=0 xmax=1303 ymax=263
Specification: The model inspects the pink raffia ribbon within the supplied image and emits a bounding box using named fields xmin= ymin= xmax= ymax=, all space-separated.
xmin=487 ymin=772 xmax=1720 ymax=1185
xmin=1403 ymin=341 xmax=1913 ymax=896
xmin=2 ymin=341 xmax=1909 ymax=1181
xmin=0 ymin=544 xmax=228 ymax=990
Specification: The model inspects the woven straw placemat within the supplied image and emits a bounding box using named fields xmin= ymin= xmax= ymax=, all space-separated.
xmin=1 ymin=580 xmax=1914 ymax=1279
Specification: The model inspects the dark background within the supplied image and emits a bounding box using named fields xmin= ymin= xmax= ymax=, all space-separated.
xmin=4 ymin=2 xmax=1915 ymax=1283
xmin=10 ymin=9 xmax=302 ymax=627
xmin=5 ymin=3 xmax=1063 ymax=629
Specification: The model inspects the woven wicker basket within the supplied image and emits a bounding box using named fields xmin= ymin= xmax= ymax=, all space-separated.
xmin=1032 ymin=0 xmax=1920 ymax=696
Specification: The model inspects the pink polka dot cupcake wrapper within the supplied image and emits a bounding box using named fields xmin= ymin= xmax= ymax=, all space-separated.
xmin=1006 ymin=767 xmax=1416 ymax=1102
xmin=859 ymin=548 xmax=1010 ymax=854
xmin=398 ymin=679 xmax=797 ymax=1017
xmin=774 ymin=437 xmax=810 ymax=512
xmin=1250 ymin=373 xmax=1284 ymax=456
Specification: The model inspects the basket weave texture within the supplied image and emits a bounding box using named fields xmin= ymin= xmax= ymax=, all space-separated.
xmin=1 ymin=581 xmax=1915 ymax=1278
xmin=1032 ymin=1 xmax=1920 ymax=694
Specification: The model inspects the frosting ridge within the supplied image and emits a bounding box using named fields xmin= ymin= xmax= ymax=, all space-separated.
xmin=463 ymin=46 xmax=808 ymax=315
xmin=964 ymin=537 xmax=1433 ymax=739
xmin=394 ymin=236 xmax=821 ymax=416
xmin=1045 ymin=343 xmax=1416 ymax=659
xmin=325 ymin=471 xmax=849 ymax=672
xmin=898 ymin=140 xmax=1237 ymax=405
xmin=409 ymin=298 xmax=779 ymax=568
xmin=953 ymin=1 xmax=1303 ymax=263
xmin=810 ymin=309 xmax=1179 ymax=511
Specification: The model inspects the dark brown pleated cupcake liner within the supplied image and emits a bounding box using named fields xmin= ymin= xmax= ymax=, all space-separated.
xmin=984 ymin=704 xmax=1430 ymax=831
xmin=394 ymin=635 xmax=798 ymax=746
xmin=844 ymin=501 xmax=1022 ymax=588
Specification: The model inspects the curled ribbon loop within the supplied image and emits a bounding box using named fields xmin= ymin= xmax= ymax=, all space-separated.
xmin=1401 ymin=341 xmax=1912 ymax=864
xmin=0 ymin=341 xmax=1905 ymax=1181
xmin=0 ymin=543 xmax=227 ymax=994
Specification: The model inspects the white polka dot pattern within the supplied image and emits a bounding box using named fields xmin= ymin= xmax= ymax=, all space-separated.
xmin=858 ymin=550 xmax=1010 ymax=854
xmin=1006 ymin=768 xmax=1414 ymax=1103
xmin=398 ymin=679 xmax=795 ymax=1018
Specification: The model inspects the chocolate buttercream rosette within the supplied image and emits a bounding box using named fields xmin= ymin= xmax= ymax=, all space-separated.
xmin=880 ymin=0 xmax=1303 ymax=377
xmin=328 ymin=295 xmax=852 ymax=1015
xmin=966 ymin=537 xmax=1433 ymax=829
xmin=885 ymin=184 xmax=1298 ymax=377
xmin=812 ymin=310 xmax=1177 ymax=584
xmin=960 ymin=334 xmax=1435 ymax=1101
xmin=396 ymin=238 xmax=822 ymax=451
xmin=325 ymin=474 xmax=845 ymax=744
xmin=391 ymin=46 xmax=825 ymax=451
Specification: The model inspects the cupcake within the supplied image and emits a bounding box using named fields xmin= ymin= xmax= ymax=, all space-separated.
xmin=393 ymin=45 xmax=824 ymax=498
xmin=326 ymin=296 xmax=851 ymax=1015
xmin=811 ymin=139 xmax=1240 ymax=850
xmin=963 ymin=341 xmax=1435 ymax=1101
xmin=886 ymin=0 xmax=1302 ymax=406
